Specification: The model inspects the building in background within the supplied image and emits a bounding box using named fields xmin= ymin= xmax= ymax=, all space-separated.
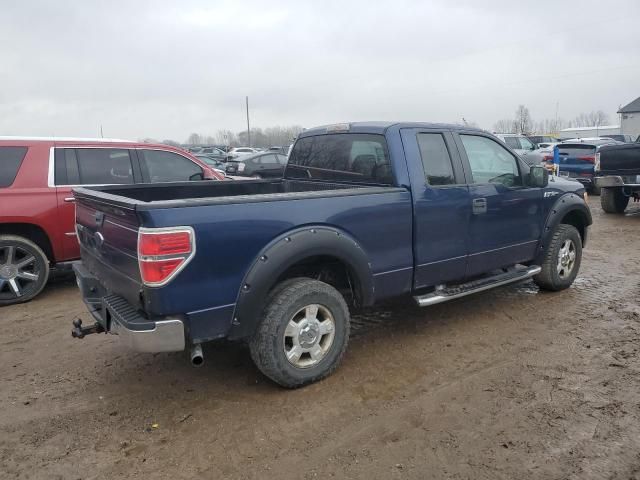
xmin=618 ymin=96 xmax=640 ymax=140
xmin=558 ymin=125 xmax=621 ymax=140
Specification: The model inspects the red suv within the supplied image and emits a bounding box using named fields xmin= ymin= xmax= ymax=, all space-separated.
xmin=0 ymin=137 xmax=224 ymax=306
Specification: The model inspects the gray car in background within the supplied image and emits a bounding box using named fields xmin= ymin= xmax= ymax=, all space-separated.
xmin=494 ymin=133 xmax=545 ymax=166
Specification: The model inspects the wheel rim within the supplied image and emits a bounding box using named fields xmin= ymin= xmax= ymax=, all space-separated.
xmin=283 ymin=304 xmax=336 ymax=369
xmin=557 ymin=239 xmax=576 ymax=279
xmin=0 ymin=244 xmax=40 ymax=300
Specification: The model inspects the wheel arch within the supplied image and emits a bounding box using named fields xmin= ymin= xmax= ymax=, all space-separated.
xmin=228 ymin=226 xmax=374 ymax=339
xmin=0 ymin=223 xmax=55 ymax=263
xmin=535 ymin=193 xmax=592 ymax=265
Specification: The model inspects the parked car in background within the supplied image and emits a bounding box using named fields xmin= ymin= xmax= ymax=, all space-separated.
xmin=594 ymin=142 xmax=640 ymax=213
xmin=602 ymin=134 xmax=636 ymax=143
xmin=549 ymin=138 xmax=620 ymax=194
xmin=225 ymin=152 xmax=288 ymax=178
xmin=70 ymin=121 xmax=591 ymax=388
xmin=199 ymin=146 xmax=227 ymax=155
xmin=527 ymin=135 xmax=559 ymax=148
xmin=0 ymin=137 xmax=223 ymax=306
xmin=194 ymin=154 xmax=227 ymax=178
xmin=494 ymin=133 xmax=544 ymax=165
xmin=226 ymin=147 xmax=259 ymax=160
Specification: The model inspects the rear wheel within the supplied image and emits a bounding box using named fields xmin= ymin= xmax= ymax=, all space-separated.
xmin=600 ymin=187 xmax=629 ymax=214
xmin=249 ymin=278 xmax=350 ymax=388
xmin=534 ymin=224 xmax=582 ymax=292
xmin=0 ymin=235 xmax=50 ymax=306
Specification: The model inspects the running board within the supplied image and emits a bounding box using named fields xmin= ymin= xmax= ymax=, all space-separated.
xmin=414 ymin=265 xmax=542 ymax=307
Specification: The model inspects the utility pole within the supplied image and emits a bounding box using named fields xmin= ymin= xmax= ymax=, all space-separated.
xmin=245 ymin=96 xmax=251 ymax=147
xmin=100 ymin=124 xmax=104 ymax=138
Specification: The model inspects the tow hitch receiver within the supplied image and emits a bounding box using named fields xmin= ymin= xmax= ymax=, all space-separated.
xmin=71 ymin=318 xmax=104 ymax=339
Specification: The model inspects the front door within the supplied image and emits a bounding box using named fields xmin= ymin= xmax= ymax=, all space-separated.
xmin=454 ymin=133 xmax=543 ymax=277
xmin=400 ymin=128 xmax=470 ymax=289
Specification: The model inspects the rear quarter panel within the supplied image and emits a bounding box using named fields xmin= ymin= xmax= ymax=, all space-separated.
xmin=141 ymin=189 xmax=413 ymax=340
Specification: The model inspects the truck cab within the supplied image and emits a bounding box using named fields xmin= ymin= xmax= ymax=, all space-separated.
xmin=70 ymin=122 xmax=592 ymax=387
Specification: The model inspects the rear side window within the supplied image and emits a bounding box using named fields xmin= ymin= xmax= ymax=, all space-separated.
xmin=140 ymin=150 xmax=202 ymax=183
xmin=75 ymin=148 xmax=134 ymax=185
xmin=417 ymin=133 xmax=456 ymax=186
xmin=287 ymin=133 xmax=392 ymax=185
xmin=504 ymin=137 xmax=520 ymax=149
xmin=0 ymin=146 xmax=28 ymax=187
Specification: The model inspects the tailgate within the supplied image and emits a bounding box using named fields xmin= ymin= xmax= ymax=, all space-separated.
xmin=599 ymin=144 xmax=640 ymax=175
xmin=75 ymin=193 xmax=143 ymax=308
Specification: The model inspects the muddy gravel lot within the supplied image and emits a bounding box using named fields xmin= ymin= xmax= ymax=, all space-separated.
xmin=1 ymin=197 xmax=639 ymax=480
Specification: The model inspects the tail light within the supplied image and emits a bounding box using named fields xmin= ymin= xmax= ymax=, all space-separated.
xmin=577 ymin=155 xmax=595 ymax=163
xmin=237 ymin=162 xmax=246 ymax=172
xmin=138 ymin=227 xmax=195 ymax=286
xmin=542 ymin=154 xmax=554 ymax=161
xmin=594 ymin=152 xmax=601 ymax=172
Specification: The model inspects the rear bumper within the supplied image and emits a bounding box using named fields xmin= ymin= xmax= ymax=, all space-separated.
xmin=73 ymin=262 xmax=185 ymax=353
xmin=595 ymin=175 xmax=640 ymax=188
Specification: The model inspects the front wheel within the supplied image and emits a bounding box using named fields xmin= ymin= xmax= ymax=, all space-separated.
xmin=0 ymin=235 xmax=50 ymax=306
xmin=249 ymin=278 xmax=350 ymax=388
xmin=534 ymin=224 xmax=582 ymax=292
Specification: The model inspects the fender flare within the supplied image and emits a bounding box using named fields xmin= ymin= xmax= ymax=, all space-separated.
xmin=228 ymin=225 xmax=374 ymax=339
xmin=534 ymin=193 xmax=592 ymax=264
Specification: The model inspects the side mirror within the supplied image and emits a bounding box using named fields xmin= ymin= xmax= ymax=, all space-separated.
xmin=189 ymin=172 xmax=205 ymax=181
xmin=529 ymin=165 xmax=548 ymax=188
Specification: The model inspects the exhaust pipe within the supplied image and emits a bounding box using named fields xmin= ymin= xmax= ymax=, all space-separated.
xmin=190 ymin=344 xmax=204 ymax=367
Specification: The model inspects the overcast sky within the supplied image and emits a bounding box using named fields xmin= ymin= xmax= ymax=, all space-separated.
xmin=1 ymin=0 xmax=639 ymax=141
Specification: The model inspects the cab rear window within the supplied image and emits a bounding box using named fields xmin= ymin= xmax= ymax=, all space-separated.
xmin=286 ymin=134 xmax=393 ymax=185
xmin=0 ymin=146 xmax=28 ymax=187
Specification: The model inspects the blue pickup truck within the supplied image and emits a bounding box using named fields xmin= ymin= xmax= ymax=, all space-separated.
xmin=71 ymin=122 xmax=592 ymax=388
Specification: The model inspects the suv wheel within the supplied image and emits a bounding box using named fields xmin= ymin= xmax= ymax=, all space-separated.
xmin=0 ymin=235 xmax=50 ymax=306
xmin=250 ymin=278 xmax=350 ymax=388
xmin=533 ymin=224 xmax=582 ymax=292
xmin=600 ymin=187 xmax=629 ymax=214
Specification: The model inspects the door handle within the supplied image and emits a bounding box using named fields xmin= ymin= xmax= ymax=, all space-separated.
xmin=472 ymin=198 xmax=487 ymax=215
xmin=64 ymin=197 xmax=76 ymax=203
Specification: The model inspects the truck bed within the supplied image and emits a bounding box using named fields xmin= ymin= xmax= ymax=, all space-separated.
xmin=74 ymin=179 xmax=395 ymax=209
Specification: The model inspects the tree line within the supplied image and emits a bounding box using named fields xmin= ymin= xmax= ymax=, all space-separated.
xmin=493 ymin=105 xmax=611 ymax=135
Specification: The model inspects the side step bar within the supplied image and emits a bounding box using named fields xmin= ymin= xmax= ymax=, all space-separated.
xmin=414 ymin=265 xmax=542 ymax=307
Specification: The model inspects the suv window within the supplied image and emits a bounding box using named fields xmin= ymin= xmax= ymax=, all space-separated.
xmin=504 ymin=137 xmax=520 ymax=149
xmin=0 ymin=146 xmax=28 ymax=187
xmin=416 ymin=133 xmax=456 ymax=186
xmin=287 ymin=133 xmax=393 ymax=185
xmin=460 ymin=135 xmax=520 ymax=186
xmin=260 ymin=154 xmax=278 ymax=164
xmin=75 ymin=148 xmax=134 ymax=185
xmin=519 ymin=137 xmax=535 ymax=150
xmin=140 ymin=149 xmax=202 ymax=183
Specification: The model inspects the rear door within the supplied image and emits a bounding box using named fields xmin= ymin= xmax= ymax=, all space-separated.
xmin=400 ymin=128 xmax=470 ymax=288
xmin=454 ymin=133 xmax=543 ymax=276
xmin=54 ymin=147 xmax=139 ymax=260
xmin=138 ymin=149 xmax=204 ymax=182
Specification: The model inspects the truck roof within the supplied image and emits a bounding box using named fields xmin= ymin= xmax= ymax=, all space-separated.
xmin=299 ymin=122 xmax=484 ymax=137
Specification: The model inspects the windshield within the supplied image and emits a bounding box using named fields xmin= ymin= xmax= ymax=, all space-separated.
xmin=286 ymin=133 xmax=393 ymax=185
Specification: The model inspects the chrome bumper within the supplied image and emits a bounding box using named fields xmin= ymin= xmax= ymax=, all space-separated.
xmin=596 ymin=175 xmax=640 ymax=188
xmin=110 ymin=318 xmax=185 ymax=353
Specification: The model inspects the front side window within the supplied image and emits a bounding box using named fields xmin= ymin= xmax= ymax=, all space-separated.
xmin=140 ymin=150 xmax=202 ymax=183
xmin=275 ymin=154 xmax=288 ymax=165
xmin=0 ymin=146 xmax=28 ymax=187
xmin=416 ymin=133 xmax=456 ymax=186
xmin=260 ymin=154 xmax=278 ymax=164
xmin=504 ymin=137 xmax=520 ymax=149
xmin=519 ymin=137 xmax=535 ymax=150
xmin=287 ymin=133 xmax=392 ymax=185
xmin=75 ymin=148 xmax=134 ymax=185
xmin=460 ymin=135 xmax=520 ymax=186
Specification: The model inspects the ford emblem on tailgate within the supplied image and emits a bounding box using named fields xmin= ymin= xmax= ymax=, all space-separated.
xmin=94 ymin=211 xmax=105 ymax=226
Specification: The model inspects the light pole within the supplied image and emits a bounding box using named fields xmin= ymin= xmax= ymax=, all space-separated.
xmin=246 ymin=96 xmax=251 ymax=147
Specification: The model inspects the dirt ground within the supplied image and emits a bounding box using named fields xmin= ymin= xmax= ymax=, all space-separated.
xmin=1 ymin=197 xmax=639 ymax=480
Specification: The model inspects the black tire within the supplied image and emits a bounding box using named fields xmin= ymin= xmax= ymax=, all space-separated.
xmin=0 ymin=235 xmax=50 ymax=306
xmin=249 ymin=278 xmax=350 ymax=388
xmin=533 ymin=224 xmax=582 ymax=292
xmin=600 ymin=187 xmax=629 ymax=214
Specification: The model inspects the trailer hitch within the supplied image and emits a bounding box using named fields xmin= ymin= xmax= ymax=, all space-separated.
xmin=71 ymin=318 xmax=104 ymax=339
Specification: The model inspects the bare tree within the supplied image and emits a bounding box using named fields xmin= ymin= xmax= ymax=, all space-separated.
xmin=570 ymin=110 xmax=610 ymax=128
xmin=514 ymin=105 xmax=533 ymax=134
xmin=186 ymin=133 xmax=202 ymax=145
xmin=493 ymin=119 xmax=514 ymax=133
